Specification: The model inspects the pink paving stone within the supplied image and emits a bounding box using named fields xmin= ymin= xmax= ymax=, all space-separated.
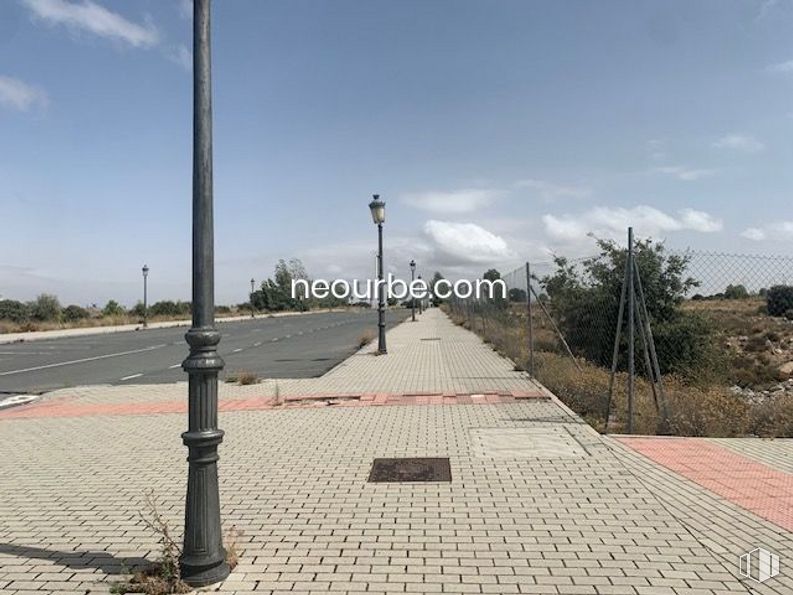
xmin=617 ymin=436 xmax=793 ymax=532
xmin=0 ymin=390 xmax=547 ymax=420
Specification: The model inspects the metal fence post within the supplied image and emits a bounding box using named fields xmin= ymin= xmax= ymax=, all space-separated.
xmin=525 ymin=262 xmax=534 ymax=376
xmin=627 ymin=227 xmax=635 ymax=434
xmin=633 ymin=257 xmax=670 ymax=432
xmin=604 ymin=254 xmax=629 ymax=434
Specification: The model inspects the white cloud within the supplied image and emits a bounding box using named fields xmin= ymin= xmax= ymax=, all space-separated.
xmin=423 ymin=220 xmax=513 ymax=265
xmin=652 ymin=166 xmax=717 ymax=181
xmin=178 ymin=0 xmax=193 ymax=20
xmin=401 ymin=188 xmax=502 ymax=214
xmin=741 ymin=227 xmax=767 ymax=241
xmin=542 ymin=205 xmax=723 ymax=243
xmin=678 ymin=208 xmax=723 ymax=232
xmin=712 ymin=134 xmax=765 ymax=153
xmin=757 ymin=0 xmax=779 ymax=21
xmin=0 ymin=75 xmax=48 ymax=111
xmin=740 ymin=222 xmax=793 ymax=241
xmin=22 ymin=0 xmax=158 ymax=48
xmin=514 ymin=179 xmax=591 ymax=202
xmin=647 ymin=138 xmax=667 ymax=162
xmin=165 ymin=44 xmax=191 ymax=71
xmin=766 ymin=59 xmax=793 ymax=74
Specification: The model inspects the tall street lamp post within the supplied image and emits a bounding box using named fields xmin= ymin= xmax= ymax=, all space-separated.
xmin=250 ymin=278 xmax=255 ymax=318
xmin=142 ymin=264 xmax=149 ymax=327
xmin=372 ymin=252 xmax=378 ymax=310
xmin=409 ymin=259 xmax=416 ymax=322
xmin=180 ymin=0 xmax=229 ymax=587
xmin=368 ymin=194 xmax=387 ymax=354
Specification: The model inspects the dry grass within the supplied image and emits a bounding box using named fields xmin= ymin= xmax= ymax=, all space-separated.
xmin=684 ymin=297 xmax=793 ymax=388
xmin=111 ymin=492 xmax=190 ymax=595
xmin=0 ymin=311 xmax=257 ymax=335
xmin=111 ymin=493 xmax=244 ymax=595
xmin=448 ymin=304 xmax=791 ymax=438
xmin=357 ymin=329 xmax=377 ymax=349
xmin=224 ymin=525 xmax=244 ymax=570
xmin=225 ymin=370 xmax=258 ymax=385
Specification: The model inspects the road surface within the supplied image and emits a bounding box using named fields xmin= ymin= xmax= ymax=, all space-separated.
xmin=0 ymin=310 xmax=409 ymax=395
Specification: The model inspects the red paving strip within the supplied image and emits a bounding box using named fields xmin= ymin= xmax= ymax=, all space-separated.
xmin=617 ymin=436 xmax=793 ymax=532
xmin=0 ymin=389 xmax=547 ymax=420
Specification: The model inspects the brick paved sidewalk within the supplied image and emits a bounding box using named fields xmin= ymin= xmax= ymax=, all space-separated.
xmin=0 ymin=309 xmax=791 ymax=594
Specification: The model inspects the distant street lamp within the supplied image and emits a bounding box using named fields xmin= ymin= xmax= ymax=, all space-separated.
xmin=179 ymin=0 xmax=229 ymax=587
xmin=142 ymin=264 xmax=149 ymax=327
xmin=368 ymin=194 xmax=387 ymax=354
xmin=417 ymin=275 xmax=423 ymax=314
xmin=250 ymin=278 xmax=255 ymax=318
xmin=409 ymin=259 xmax=416 ymax=322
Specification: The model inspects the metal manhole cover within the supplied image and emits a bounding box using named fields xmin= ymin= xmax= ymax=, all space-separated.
xmin=368 ymin=457 xmax=451 ymax=482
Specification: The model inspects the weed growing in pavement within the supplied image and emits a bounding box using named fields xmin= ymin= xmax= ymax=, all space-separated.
xmin=224 ymin=525 xmax=244 ymax=570
xmin=226 ymin=370 xmax=258 ymax=385
xmin=357 ymin=328 xmax=376 ymax=349
xmin=110 ymin=491 xmax=189 ymax=594
xmin=111 ymin=492 xmax=242 ymax=595
xmin=273 ymin=381 xmax=284 ymax=406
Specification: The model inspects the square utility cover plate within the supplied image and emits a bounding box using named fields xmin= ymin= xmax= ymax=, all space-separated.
xmin=368 ymin=457 xmax=452 ymax=482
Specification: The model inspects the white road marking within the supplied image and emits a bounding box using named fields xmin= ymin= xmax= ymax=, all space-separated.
xmin=232 ymin=348 xmax=242 ymax=353
xmin=271 ymin=338 xmax=279 ymax=342
xmin=0 ymin=394 xmax=39 ymax=409
xmin=169 ymin=364 xmax=181 ymax=369
xmin=0 ymin=344 xmax=168 ymax=377
xmin=253 ymin=342 xmax=262 ymax=347
xmin=120 ymin=373 xmax=143 ymax=381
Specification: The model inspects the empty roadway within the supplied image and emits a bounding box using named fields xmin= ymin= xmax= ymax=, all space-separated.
xmin=0 ymin=310 xmax=410 ymax=395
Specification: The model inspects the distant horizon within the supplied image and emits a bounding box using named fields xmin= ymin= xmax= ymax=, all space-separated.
xmin=4 ymin=0 xmax=793 ymax=305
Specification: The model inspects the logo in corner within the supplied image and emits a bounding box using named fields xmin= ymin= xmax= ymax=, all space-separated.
xmin=739 ymin=547 xmax=780 ymax=583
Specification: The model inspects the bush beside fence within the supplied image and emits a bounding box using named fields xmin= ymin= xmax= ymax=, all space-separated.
xmin=447 ymin=232 xmax=793 ymax=438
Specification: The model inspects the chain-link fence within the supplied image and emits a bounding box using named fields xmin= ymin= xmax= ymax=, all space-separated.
xmin=447 ymin=230 xmax=793 ymax=437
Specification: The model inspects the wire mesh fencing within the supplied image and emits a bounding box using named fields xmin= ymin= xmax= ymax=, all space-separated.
xmin=446 ymin=232 xmax=793 ymax=437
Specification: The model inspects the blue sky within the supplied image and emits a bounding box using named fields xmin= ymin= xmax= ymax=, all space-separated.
xmin=3 ymin=0 xmax=793 ymax=306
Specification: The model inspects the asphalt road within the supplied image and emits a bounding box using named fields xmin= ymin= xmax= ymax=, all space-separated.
xmin=0 ymin=310 xmax=410 ymax=395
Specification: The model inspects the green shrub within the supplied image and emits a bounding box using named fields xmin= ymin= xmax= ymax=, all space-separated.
xmin=766 ymin=285 xmax=793 ymax=317
xmin=62 ymin=304 xmax=89 ymax=322
xmin=30 ymin=294 xmax=61 ymax=322
xmin=0 ymin=299 xmax=31 ymax=323
xmin=102 ymin=300 xmax=126 ymax=317
xmin=723 ymin=284 xmax=749 ymax=299
xmin=129 ymin=302 xmax=146 ymax=317
xmin=540 ymin=238 xmax=718 ymax=380
xmin=149 ymin=300 xmax=191 ymax=317
xmin=653 ymin=313 xmax=725 ymax=382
